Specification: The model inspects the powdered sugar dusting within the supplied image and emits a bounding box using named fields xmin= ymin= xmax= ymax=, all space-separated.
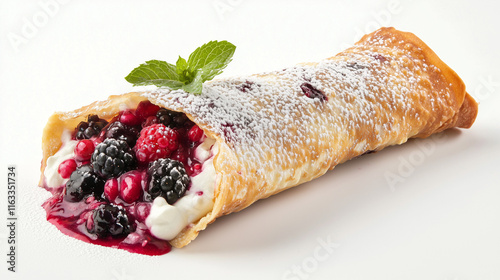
xmin=143 ymin=28 xmax=458 ymax=202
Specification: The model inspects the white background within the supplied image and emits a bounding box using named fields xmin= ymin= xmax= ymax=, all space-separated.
xmin=1 ymin=0 xmax=500 ymax=279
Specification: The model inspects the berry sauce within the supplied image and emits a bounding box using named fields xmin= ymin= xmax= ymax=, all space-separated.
xmin=43 ymin=187 xmax=170 ymax=255
xmin=42 ymin=100 xmax=209 ymax=256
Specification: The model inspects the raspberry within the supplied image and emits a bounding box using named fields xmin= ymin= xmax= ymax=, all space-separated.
xmin=91 ymin=139 xmax=136 ymax=179
xmin=88 ymin=204 xmax=131 ymax=238
xmin=64 ymin=165 xmax=105 ymax=202
xmin=135 ymin=124 xmax=179 ymax=164
xmin=74 ymin=140 xmax=95 ymax=161
xmin=75 ymin=115 xmax=108 ymax=140
xmin=146 ymin=158 xmax=190 ymax=205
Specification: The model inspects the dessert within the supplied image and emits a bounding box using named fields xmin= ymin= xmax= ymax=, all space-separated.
xmin=39 ymin=27 xmax=478 ymax=255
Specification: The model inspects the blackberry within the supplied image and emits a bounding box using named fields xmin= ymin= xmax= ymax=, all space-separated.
xmin=91 ymin=139 xmax=135 ymax=179
xmin=147 ymin=158 xmax=190 ymax=205
xmin=64 ymin=165 xmax=105 ymax=202
xmin=156 ymin=108 xmax=192 ymax=128
xmin=89 ymin=204 xmax=131 ymax=238
xmin=104 ymin=121 xmax=140 ymax=147
xmin=75 ymin=115 xmax=108 ymax=140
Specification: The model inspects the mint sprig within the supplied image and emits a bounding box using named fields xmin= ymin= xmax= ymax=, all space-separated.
xmin=125 ymin=40 xmax=236 ymax=95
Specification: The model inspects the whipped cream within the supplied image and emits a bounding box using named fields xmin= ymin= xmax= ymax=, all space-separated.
xmin=146 ymin=138 xmax=218 ymax=240
xmin=44 ymin=131 xmax=78 ymax=189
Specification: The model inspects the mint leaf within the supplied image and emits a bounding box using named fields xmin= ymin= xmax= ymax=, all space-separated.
xmin=187 ymin=40 xmax=236 ymax=81
xmin=175 ymin=56 xmax=192 ymax=84
xmin=181 ymin=70 xmax=204 ymax=94
xmin=125 ymin=60 xmax=183 ymax=88
xmin=125 ymin=40 xmax=236 ymax=95
xmin=176 ymin=56 xmax=188 ymax=75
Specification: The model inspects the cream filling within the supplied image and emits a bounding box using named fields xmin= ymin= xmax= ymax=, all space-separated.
xmin=44 ymin=131 xmax=78 ymax=189
xmin=146 ymin=139 xmax=217 ymax=240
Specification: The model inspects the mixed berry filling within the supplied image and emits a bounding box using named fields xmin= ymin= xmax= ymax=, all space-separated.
xmin=42 ymin=100 xmax=212 ymax=255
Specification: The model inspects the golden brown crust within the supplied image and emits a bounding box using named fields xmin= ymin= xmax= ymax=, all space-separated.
xmin=354 ymin=27 xmax=478 ymax=137
xmin=455 ymin=92 xmax=479 ymax=129
xmin=170 ymin=28 xmax=478 ymax=248
xmin=39 ymin=27 xmax=478 ymax=249
xmin=375 ymin=28 xmax=477 ymax=131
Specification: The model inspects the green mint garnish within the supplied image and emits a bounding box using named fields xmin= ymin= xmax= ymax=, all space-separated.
xmin=125 ymin=40 xmax=236 ymax=95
